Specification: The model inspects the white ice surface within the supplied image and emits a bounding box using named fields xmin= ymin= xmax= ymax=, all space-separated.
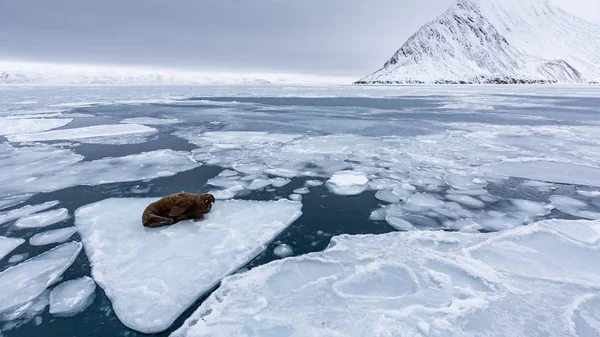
xmin=550 ymin=195 xmax=600 ymax=220
xmin=0 ymin=242 xmax=82 ymax=316
xmin=485 ymin=161 xmax=600 ymax=187
xmin=14 ymin=208 xmax=69 ymax=229
xmin=74 ymin=198 xmax=302 ymax=333
xmin=273 ymin=244 xmax=294 ymax=258
xmin=121 ymin=117 xmax=179 ymax=125
xmin=0 ymin=236 xmax=25 ymax=261
xmin=49 ymin=276 xmax=96 ymax=317
xmin=29 ymin=227 xmax=78 ymax=246
xmin=326 ymin=171 xmax=369 ymax=196
xmin=0 ymin=201 xmax=59 ymax=226
xmin=0 ymin=118 xmax=73 ymax=136
xmin=7 ymin=124 xmax=157 ymax=143
xmin=172 ymin=219 xmax=600 ymax=337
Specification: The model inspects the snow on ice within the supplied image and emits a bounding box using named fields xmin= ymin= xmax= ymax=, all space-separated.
xmin=29 ymin=227 xmax=78 ymax=246
xmin=172 ymin=219 xmax=600 ymax=337
xmin=49 ymin=276 xmax=96 ymax=317
xmin=74 ymin=198 xmax=302 ymax=333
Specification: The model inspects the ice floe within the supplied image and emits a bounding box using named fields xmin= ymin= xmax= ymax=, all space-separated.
xmin=550 ymin=195 xmax=600 ymax=220
xmin=0 ymin=236 xmax=25 ymax=261
xmin=305 ymin=180 xmax=324 ymax=187
xmin=0 ymin=201 xmax=60 ymax=226
xmin=326 ymin=171 xmax=369 ymax=196
xmin=121 ymin=117 xmax=179 ymax=125
xmin=49 ymin=276 xmax=96 ymax=317
xmin=0 ymin=118 xmax=73 ymax=136
xmin=288 ymin=194 xmax=302 ymax=201
xmin=14 ymin=208 xmax=69 ymax=229
xmin=74 ymin=198 xmax=302 ymax=333
xmin=0 ymin=143 xmax=199 ymax=197
xmin=7 ymin=124 xmax=157 ymax=143
xmin=29 ymin=227 xmax=78 ymax=246
xmin=293 ymin=187 xmax=310 ymax=195
xmin=7 ymin=254 xmax=28 ymax=264
xmin=273 ymin=244 xmax=294 ymax=258
xmin=485 ymin=161 xmax=600 ymax=187
xmin=0 ymin=242 xmax=82 ymax=318
xmin=172 ymin=219 xmax=600 ymax=337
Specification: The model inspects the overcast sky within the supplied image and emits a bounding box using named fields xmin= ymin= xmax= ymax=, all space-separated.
xmin=0 ymin=0 xmax=597 ymax=77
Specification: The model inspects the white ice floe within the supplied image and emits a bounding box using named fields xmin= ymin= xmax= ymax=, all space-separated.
xmin=0 ymin=194 xmax=32 ymax=211
xmin=74 ymin=198 xmax=302 ymax=333
xmin=0 ymin=143 xmax=199 ymax=197
xmin=49 ymin=276 xmax=96 ymax=317
xmin=7 ymin=124 xmax=157 ymax=143
xmin=550 ymin=195 xmax=600 ymax=220
xmin=326 ymin=171 xmax=369 ymax=196
xmin=172 ymin=219 xmax=600 ymax=337
xmin=484 ymin=161 xmax=600 ymax=187
xmin=375 ymin=190 xmax=401 ymax=203
xmin=273 ymin=244 xmax=294 ymax=258
xmin=14 ymin=208 xmax=69 ymax=229
xmin=577 ymin=190 xmax=600 ymax=198
xmin=0 ymin=118 xmax=73 ymax=136
xmin=293 ymin=187 xmax=310 ymax=195
xmin=445 ymin=194 xmax=485 ymax=208
xmin=305 ymin=180 xmax=324 ymax=187
xmin=121 ymin=117 xmax=179 ymax=125
xmin=29 ymin=227 xmax=78 ymax=246
xmin=0 ymin=201 xmax=60 ymax=226
xmin=289 ymin=194 xmax=302 ymax=201
xmin=0 ymin=236 xmax=25 ymax=261
xmin=7 ymin=254 xmax=28 ymax=264
xmin=0 ymin=242 xmax=82 ymax=317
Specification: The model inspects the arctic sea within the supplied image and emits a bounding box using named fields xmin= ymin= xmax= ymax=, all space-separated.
xmin=0 ymin=85 xmax=599 ymax=337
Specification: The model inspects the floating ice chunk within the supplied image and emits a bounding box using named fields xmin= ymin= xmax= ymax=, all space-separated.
xmin=369 ymin=206 xmax=388 ymax=221
xmin=8 ymin=124 xmax=157 ymax=143
xmin=305 ymin=180 xmax=323 ymax=187
xmin=0 ymin=118 xmax=73 ymax=136
xmin=289 ymin=194 xmax=302 ymax=201
xmin=29 ymin=227 xmax=78 ymax=246
xmin=392 ymin=186 xmax=413 ymax=202
xmin=273 ymin=244 xmax=294 ymax=258
xmin=577 ymin=190 xmax=600 ymax=198
xmin=8 ymin=254 xmax=28 ymax=264
xmin=327 ymin=171 xmax=369 ymax=196
xmin=0 ymin=194 xmax=32 ymax=211
xmin=186 ymin=131 xmax=301 ymax=149
xmin=445 ymin=174 xmax=487 ymax=190
xmin=0 ymin=201 xmax=60 ymax=225
xmin=209 ymin=189 xmax=238 ymax=200
xmin=447 ymin=188 xmax=488 ymax=196
xmin=49 ymin=276 xmax=96 ymax=317
xmin=445 ymin=194 xmax=485 ymax=208
xmin=130 ymin=185 xmax=151 ymax=194
xmin=511 ymin=199 xmax=551 ymax=216
xmin=74 ymin=198 xmax=302 ymax=333
xmin=369 ymin=179 xmax=401 ymax=191
xmin=121 ymin=117 xmax=179 ymax=125
xmin=375 ymin=190 xmax=400 ymax=203
xmin=271 ymin=178 xmax=291 ymax=188
xmin=0 ymin=236 xmax=25 ymax=261
xmin=484 ymin=161 xmax=600 ymax=187
xmin=293 ymin=187 xmax=310 ymax=194
xmin=0 ymin=242 xmax=82 ymax=316
xmin=550 ymin=196 xmax=600 ymax=220
xmin=217 ymin=170 xmax=238 ymax=178
xmin=233 ymin=163 xmax=267 ymax=175
xmin=14 ymin=208 xmax=69 ymax=229
xmin=385 ymin=216 xmax=413 ymax=230
xmin=247 ymin=178 xmax=272 ymax=190
xmin=173 ymin=219 xmax=600 ymax=337
xmin=408 ymin=193 xmax=444 ymax=208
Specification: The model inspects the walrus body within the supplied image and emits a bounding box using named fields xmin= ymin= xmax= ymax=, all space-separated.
xmin=142 ymin=192 xmax=215 ymax=228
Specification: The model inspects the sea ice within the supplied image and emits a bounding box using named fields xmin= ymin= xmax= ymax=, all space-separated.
xmin=550 ymin=195 xmax=600 ymax=220
xmin=445 ymin=194 xmax=485 ymax=208
xmin=14 ymin=208 xmax=69 ymax=229
xmin=49 ymin=276 xmax=96 ymax=317
xmin=0 ymin=118 xmax=73 ymax=136
xmin=375 ymin=190 xmax=401 ymax=203
xmin=271 ymin=178 xmax=291 ymax=187
xmin=121 ymin=117 xmax=179 ymax=125
xmin=29 ymin=227 xmax=78 ymax=246
xmin=8 ymin=124 xmax=157 ymax=143
xmin=305 ymin=180 xmax=324 ymax=187
xmin=172 ymin=219 xmax=600 ymax=337
xmin=326 ymin=171 xmax=369 ymax=196
xmin=0 ymin=236 xmax=25 ymax=261
xmin=289 ymin=194 xmax=302 ymax=201
xmin=0 ymin=242 xmax=82 ymax=317
xmin=484 ymin=161 xmax=600 ymax=187
xmin=7 ymin=254 xmax=28 ymax=264
xmin=408 ymin=193 xmax=444 ymax=208
xmin=74 ymin=198 xmax=302 ymax=333
xmin=0 ymin=201 xmax=60 ymax=226
xmin=273 ymin=244 xmax=294 ymax=258
xmin=0 ymin=194 xmax=31 ymax=211
xmin=293 ymin=187 xmax=310 ymax=195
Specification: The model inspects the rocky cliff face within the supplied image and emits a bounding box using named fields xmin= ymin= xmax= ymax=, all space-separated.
xmin=357 ymin=0 xmax=600 ymax=84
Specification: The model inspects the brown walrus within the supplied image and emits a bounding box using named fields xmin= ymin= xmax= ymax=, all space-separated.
xmin=142 ymin=192 xmax=215 ymax=228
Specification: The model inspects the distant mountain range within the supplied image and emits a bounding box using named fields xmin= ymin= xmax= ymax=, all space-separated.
xmin=357 ymin=0 xmax=600 ymax=84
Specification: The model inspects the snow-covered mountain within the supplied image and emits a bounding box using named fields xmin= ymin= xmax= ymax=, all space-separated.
xmin=0 ymin=62 xmax=351 ymax=85
xmin=357 ymin=0 xmax=600 ymax=84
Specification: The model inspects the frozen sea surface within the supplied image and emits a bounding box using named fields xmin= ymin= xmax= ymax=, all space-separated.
xmin=0 ymin=84 xmax=599 ymax=337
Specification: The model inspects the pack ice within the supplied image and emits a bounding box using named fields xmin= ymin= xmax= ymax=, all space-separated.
xmin=7 ymin=124 xmax=157 ymax=143
xmin=0 ymin=236 xmax=25 ymax=261
xmin=0 ymin=242 xmax=82 ymax=319
xmin=74 ymin=198 xmax=303 ymax=333
xmin=49 ymin=276 xmax=96 ymax=317
xmin=172 ymin=219 xmax=600 ymax=337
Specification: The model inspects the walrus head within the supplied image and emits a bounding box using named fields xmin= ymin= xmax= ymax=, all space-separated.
xmin=197 ymin=193 xmax=215 ymax=213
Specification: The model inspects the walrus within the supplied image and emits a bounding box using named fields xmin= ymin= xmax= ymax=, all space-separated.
xmin=142 ymin=192 xmax=215 ymax=228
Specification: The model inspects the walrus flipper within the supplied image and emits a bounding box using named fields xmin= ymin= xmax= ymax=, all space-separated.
xmin=144 ymin=214 xmax=173 ymax=228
